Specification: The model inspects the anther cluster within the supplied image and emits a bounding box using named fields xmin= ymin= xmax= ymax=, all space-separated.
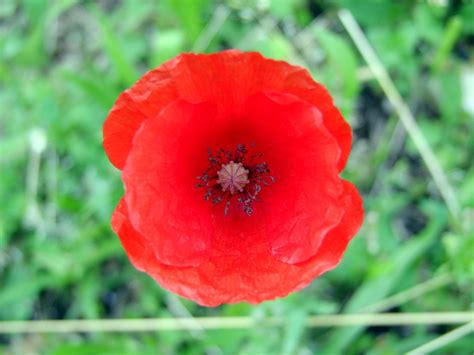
xmin=196 ymin=144 xmax=275 ymax=215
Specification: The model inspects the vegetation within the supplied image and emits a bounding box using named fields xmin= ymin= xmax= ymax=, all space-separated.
xmin=0 ymin=0 xmax=473 ymax=353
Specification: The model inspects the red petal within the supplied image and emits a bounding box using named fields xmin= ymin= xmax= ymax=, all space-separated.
xmin=103 ymin=93 xmax=148 ymax=169
xmin=111 ymin=180 xmax=362 ymax=306
xmin=111 ymin=198 xmax=148 ymax=272
xmin=240 ymin=92 xmax=345 ymax=264
xmin=105 ymin=51 xmax=363 ymax=306
xmin=305 ymin=180 xmax=364 ymax=270
xmin=103 ymin=51 xmax=351 ymax=171
xmin=122 ymin=90 xmax=349 ymax=268
xmin=122 ymin=100 xmax=218 ymax=267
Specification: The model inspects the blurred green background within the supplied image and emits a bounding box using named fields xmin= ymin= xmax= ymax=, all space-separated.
xmin=1 ymin=0 xmax=473 ymax=354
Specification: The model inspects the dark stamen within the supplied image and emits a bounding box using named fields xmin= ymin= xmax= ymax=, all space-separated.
xmin=195 ymin=144 xmax=275 ymax=216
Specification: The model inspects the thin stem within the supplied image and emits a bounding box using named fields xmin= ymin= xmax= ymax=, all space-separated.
xmin=165 ymin=294 xmax=205 ymax=338
xmin=338 ymin=9 xmax=461 ymax=219
xmin=407 ymin=321 xmax=474 ymax=354
xmin=24 ymin=128 xmax=47 ymax=232
xmin=193 ymin=5 xmax=230 ymax=52
xmin=361 ymin=273 xmax=452 ymax=313
xmin=0 ymin=313 xmax=472 ymax=334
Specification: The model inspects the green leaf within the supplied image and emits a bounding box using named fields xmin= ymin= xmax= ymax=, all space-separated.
xmin=316 ymin=28 xmax=360 ymax=114
xmin=93 ymin=7 xmax=139 ymax=85
xmin=151 ymin=30 xmax=185 ymax=67
xmin=431 ymin=16 xmax=462 ymax=73
xmin=0 ymin=272 xmax=58 ymax=320
xmin=280 ymin=309 xmax=307 ymax=355
xmin=61 ymin=70 xmax=118 ymax=107
xmin=168 ymin=0 xmax=210 ymax=43
xmin=322 ymin=205 xmax=448 ymax=354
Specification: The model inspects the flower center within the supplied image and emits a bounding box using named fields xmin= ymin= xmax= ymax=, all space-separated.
xmin=195 ymin=144 xmax=275 ymax=216
xmin=217 ymin=161 xmax=249 ymax=194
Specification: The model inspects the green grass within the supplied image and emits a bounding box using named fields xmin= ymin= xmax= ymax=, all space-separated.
xmin=0 ymin=0 xmax=473 ymax=354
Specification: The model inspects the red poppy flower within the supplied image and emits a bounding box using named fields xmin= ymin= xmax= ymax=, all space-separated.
xmin=103 ymin=50 xmax=363 ymax=306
